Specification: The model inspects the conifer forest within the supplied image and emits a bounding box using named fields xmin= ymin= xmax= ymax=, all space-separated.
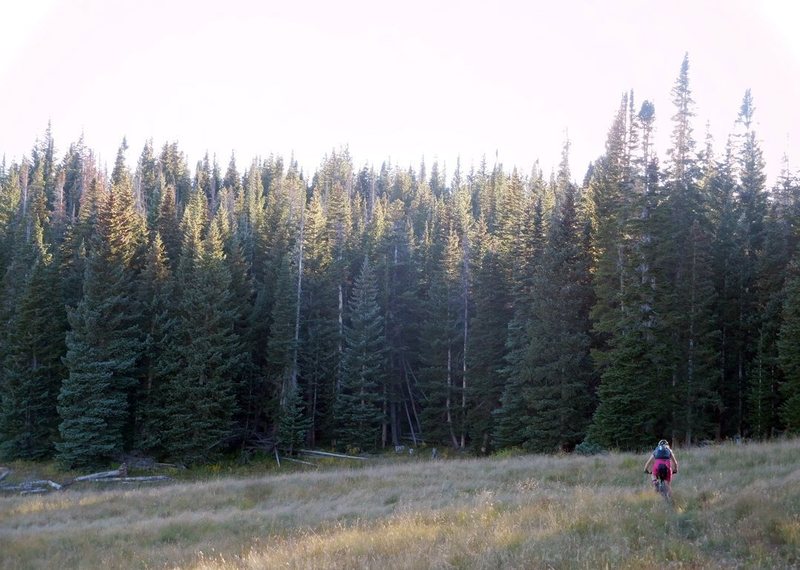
xmin=2 ymin=56 xmax=800 ymax=468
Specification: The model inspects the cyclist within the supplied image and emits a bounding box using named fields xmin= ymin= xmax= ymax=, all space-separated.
xmin=643 ymin=439 xmax=679 ymax=494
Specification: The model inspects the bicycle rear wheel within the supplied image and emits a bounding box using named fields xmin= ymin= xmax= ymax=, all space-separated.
xmin=657 ymin=479 xmax=672 ymax=502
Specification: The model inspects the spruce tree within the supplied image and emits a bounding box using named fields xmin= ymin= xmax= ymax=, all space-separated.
xmin=265 ymin=252 xmax=301 ymax=427
xmin=493 ymin=189 xmax=547 ymax=449
xmin=526 ymin=183 xmax=593 ymax=452
xmin=779 ymin=253 xmax=800 ymax=432
xmin=277 ymin=383 xmax=311 ymax=455
xmin=0 ymin=224 xmax=66 ymax=459
xmin=57 ymin=181 xmax=145 ymax=468
xmin=156 ymin=184 xmax=182 ymax=268
xmin=134 ymin=233 xmax=176 ymax=455
xmin=466 ymin=228 xmax=511 ymax=453
xmin=298 ymin=194 xmax=339 ymax=446
xmin=418 ymin=225 xmax=463 ymax=448
xmin=0 ymin=166 xmax=22 ymax=276
xmin=334 ymin=257 xmax=386 ymax=451
xmin=649 ymin=55 xmax=718 ymax=444
xmin=733 ymin=91 xmax=774 ymax=438
xmin=160 ymin=142 xmax=192 ymax=210
xmin=135 ymin=139 xmax=160 ymax=229
xmin=588 ymin=96 xmax=664 ymax=449
xmin=163 ymin=196 xmax=244 ymax=464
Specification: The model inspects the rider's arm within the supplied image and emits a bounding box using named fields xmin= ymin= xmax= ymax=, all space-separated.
xmin=670 ymin=453 xmax=679 ymax=473
xmin=643 ymin=454 xmax=654 ymax=472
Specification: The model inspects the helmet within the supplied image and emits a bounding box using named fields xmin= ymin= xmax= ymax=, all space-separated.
xmin=658 ymin=439 xmax=668 ymax=446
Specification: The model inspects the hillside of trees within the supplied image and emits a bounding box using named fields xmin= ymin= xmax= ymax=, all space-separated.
xmin=2 ymin=56 xmax=800 ymax=468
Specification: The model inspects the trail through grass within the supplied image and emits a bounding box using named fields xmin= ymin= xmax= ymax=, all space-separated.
xmin=2 ymin=439 xmax=799 ymax=568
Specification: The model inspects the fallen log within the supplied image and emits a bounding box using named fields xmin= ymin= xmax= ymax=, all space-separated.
xmin=0 ymin=468 xmax=10 ymax=482
xmin=0 ymin=479 xmax=62 ymax=493
xmin=0 ymin=464 xmax=172 ymax=495
xmin=89 ymin=476 xmax=171 ymax=484
xmin=74 ymin=464 xmax=128 ymax=482
xmin=31 ymin=479 xmax=63 ymax=490
xmin=298 ymin=449 xmax=367 ymax=460
xmin=282 ymin=457 xmax=317 ymax=467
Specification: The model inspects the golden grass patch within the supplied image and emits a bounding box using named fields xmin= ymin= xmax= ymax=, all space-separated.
xmin=2 ymin=439 xmax=800 ymax=569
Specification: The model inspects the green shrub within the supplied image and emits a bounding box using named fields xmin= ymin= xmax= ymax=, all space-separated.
xmin=575 ymin=440 xmax=606 ymax=456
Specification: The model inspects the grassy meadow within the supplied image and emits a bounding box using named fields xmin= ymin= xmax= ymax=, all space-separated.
xmin=1 ymin=439 xmax=799 ymax=569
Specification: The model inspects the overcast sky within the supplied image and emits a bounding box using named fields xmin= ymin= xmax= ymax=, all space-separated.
xmin=1 ymin=0 xmax=799 ymax=183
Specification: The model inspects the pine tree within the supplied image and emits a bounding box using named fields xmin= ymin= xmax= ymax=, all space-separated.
xmin=0 ymin=166 xmax=24 ymax=294
xmin=650 ymin=55 xmax=718 ymax=444
xmin=57 ymin=170 xmax=145 ymax=467
xmin=59 ymin=173 xmax=103 ymax=310
xmin=530 ymin=184 xmax=594 ymax=451
xmin=0 ymin=222 xmax=66 ymax=459
xmin=418 ymin=224 xmax=463 ymax=448
xmin=156 ymin=184 xmax=182 ymax=268
xmin=276 ymin=383 xmax=311 ymax=455
xmin=334 ymin=257 xmax=386 ymax=451
xmin=61 ymin=135 xmax=87 ymax=223
xmin=298 ymin=194 xmax=339 ymax=446
xmin=160 ymin=142 xmax=192 ymax=210
xmin=223 ymin=153 xmax=242 ymax=195
xmin=163 ymin=211 xmax=244 ymax=464
xmin=238 ymin=161 xmax=267 ymax=277
xmin=588 ymin=96 xmax=664 ymax=449
xmin=466 ymin=227 xmax=510 ymax=453
xmin=135 ymin=139 xmax=160 ymax=229
xmin=134 ymin=233 xmax=176 ymax=455
xmin=779 ymin=253 xmax=800 ymax=432
xmin=732 ymin=90 xmax=774 ymax=438
xmin=265 ymin=252 xmax=300 ymax=426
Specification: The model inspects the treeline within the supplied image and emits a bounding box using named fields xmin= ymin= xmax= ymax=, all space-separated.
xmin=2 ymin=56 xmax=800 ymax=468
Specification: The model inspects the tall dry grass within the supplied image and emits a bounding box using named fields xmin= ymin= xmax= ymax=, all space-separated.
xmin=1 ymin=439 xmax=799 ymax=569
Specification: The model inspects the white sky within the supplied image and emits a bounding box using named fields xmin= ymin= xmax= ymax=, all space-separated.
xmin=1 ymin=0 xmax=799 ymax=184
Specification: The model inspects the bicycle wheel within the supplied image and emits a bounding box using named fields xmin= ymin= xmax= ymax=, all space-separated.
xmin=658 ymin=479 xmax=672 ymax=502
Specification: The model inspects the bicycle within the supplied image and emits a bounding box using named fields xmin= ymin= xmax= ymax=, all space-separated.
xmin=645 ymin=466 xmax=675 ymax=502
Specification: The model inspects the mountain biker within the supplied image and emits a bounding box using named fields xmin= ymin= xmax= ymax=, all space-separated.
xmin=643 ymin=439 xmax=679 ymax=493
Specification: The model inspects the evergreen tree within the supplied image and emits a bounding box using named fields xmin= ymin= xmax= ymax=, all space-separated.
xmin=418 ymin=224 xmax=463 ymax=448
xmin=135 ymin=139 xmax=160 ymax=229
xmin=238 ymin=161 xmax=267 ymax=277
xmin=61 ymin=135 xmax=87 ymax=223
xmin=466 ymin=227 xmax=509 ymax=453
xmin=163 ymin=211 xmax=244 ymax=464
xmin=265 ymin=252 xmax=300 ymax=428
xmin=276 ymin=383 xmax=311 ymax=455
xmin=298 ymin=194 xmax=339 ymax=446
xmin=375 ymin=197 xmax=423 ymax=448
xmin=134 ymin=233 xmax=176 ymax=455
xmin=156 ymin=184 xmax=182 ymax=268
xmin=649 ymin=55 xmax=718 ymax=444
xmin=0 ymin=223 xmax=66 ymax=459
xmin=223 ymin=153 xmax=242 ymax=195
xmin=494 ymin=192 xmax=547 ymax=449
xmin=524 ymin=183 xmax=593 ymax=451
xmin=779 ymin=253 xmax=800 ymax=432
xmin=732 ymin=91 xmax=773 ymax=438
xmin=160 ymin=142 xmax=192 ymax=210
xmin=334 ymin=257 xmax=386 ymax=451
xmin=57 ymin=169 xmax=145 ymax=467
xmin=588 ymin=96 xmax=664 ymax=449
